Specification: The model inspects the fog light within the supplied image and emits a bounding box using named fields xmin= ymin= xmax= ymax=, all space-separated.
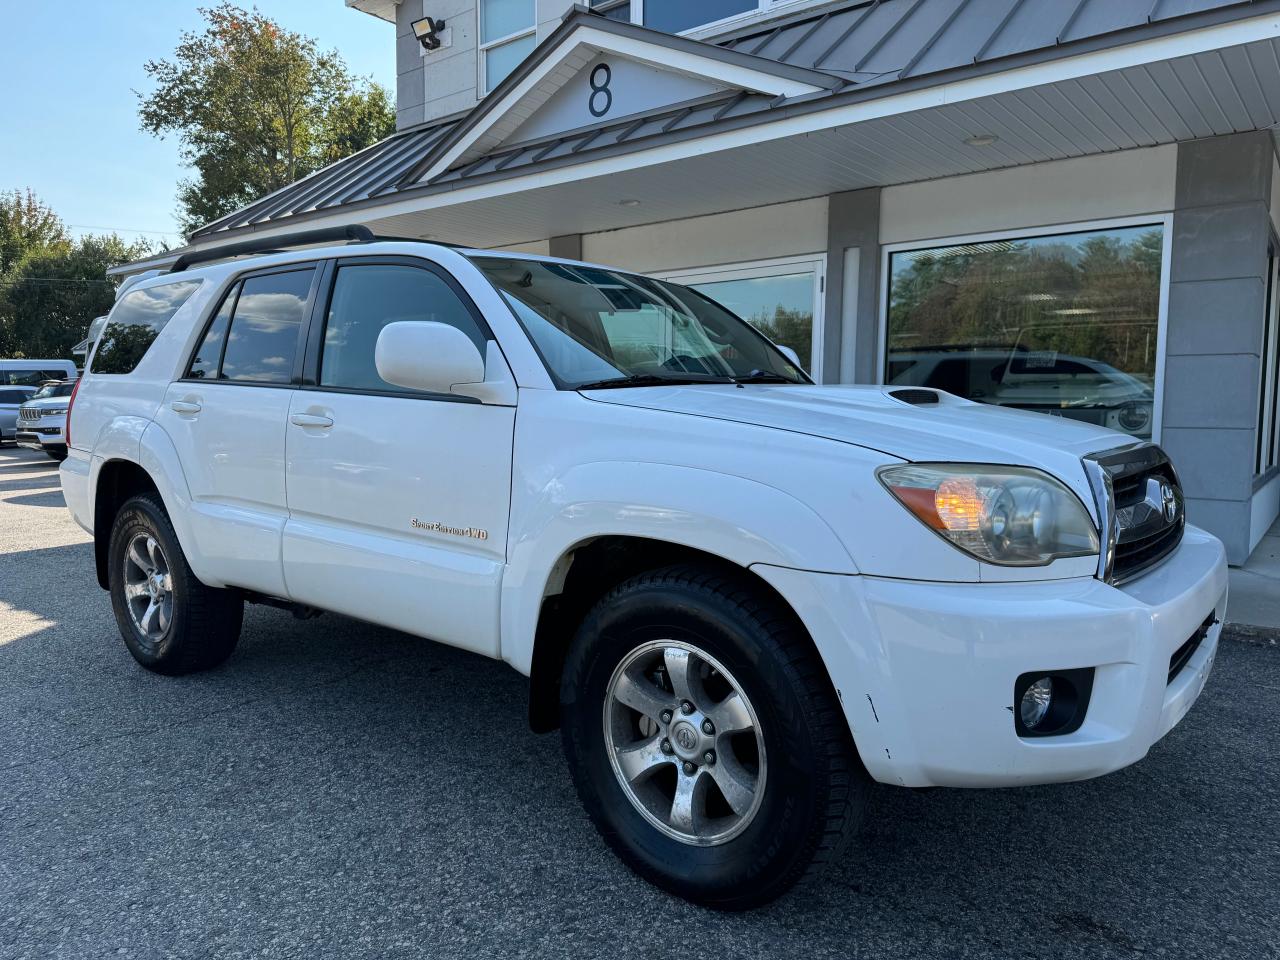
xmin=1020 ymin=677 xmax=1054 ymax=729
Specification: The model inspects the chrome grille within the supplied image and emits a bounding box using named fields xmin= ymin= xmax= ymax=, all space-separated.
xmin=1083 ymin=444 xmax=1185 ymax=585
xmin=17 ymin=406 xmax=41 ymax=422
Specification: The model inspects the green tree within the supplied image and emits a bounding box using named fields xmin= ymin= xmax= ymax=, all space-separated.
xmin=0 ymin=189 xmax=69 ymax=276
xmin=0 ymin=234 xmax=150 ymax=358
xmin=138 ymin=3 xmax=395 ymax=235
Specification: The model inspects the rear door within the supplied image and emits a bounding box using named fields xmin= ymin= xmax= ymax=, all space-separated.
xmin=155 ymin=264 xmax=321 ymax=596
xmin=282 ymin=256 xmax=515 ymax=656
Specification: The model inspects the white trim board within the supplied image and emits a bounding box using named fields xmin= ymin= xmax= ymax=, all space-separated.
xmin=426 ymin=22 xmax=827 ymax=176
xmin=879 ymin=146 xmax=1178 ymax=246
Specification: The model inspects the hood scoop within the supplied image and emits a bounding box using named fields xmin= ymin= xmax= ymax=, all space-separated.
xmin=887 ymin=388 xmax=941 ymax=406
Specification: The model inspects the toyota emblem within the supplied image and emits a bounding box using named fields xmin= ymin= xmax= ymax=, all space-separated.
xmin=1160 ymin=482 xmax=1178 ymax=523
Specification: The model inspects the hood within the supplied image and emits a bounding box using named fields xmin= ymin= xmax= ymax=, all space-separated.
xmin=583 ymin=384 xmax=1130 ymax=502
xmin=22 ymin=397 xmax=69 ymax=410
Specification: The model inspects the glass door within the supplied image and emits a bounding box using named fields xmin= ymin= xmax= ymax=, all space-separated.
xmin=661 ymin=255 xmax=825 ymax=380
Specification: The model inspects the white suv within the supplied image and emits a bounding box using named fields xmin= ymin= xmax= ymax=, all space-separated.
xmin=61 ymin=228 xmax=1226 ymax=909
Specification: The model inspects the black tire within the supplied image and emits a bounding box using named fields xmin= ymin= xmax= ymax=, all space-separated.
xmin=108 ymin=492 xmax=243 ymax=675
xmin=46 ymin=447 xmax=67 ymax=462
xmin=560 ymin=564 xmax=868 ymax=909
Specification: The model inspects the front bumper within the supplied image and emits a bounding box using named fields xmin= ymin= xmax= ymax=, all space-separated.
xmin=753 ymin=524 xmax=1227 ymax=789
xmin=16 ymin=424 xmax=64 ymax=450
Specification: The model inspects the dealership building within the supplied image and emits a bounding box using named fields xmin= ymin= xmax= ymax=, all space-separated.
xmin=121 ymin=0 xmax=1280 ymax=563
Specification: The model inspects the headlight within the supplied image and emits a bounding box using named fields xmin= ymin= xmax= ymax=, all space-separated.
xmin=41 ymin=407 xmax=67 ymax=417
xmin=877 ymin=464 xmax=1100 ymax=566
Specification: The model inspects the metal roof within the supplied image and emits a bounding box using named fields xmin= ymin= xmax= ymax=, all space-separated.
xmin=717 ymin=0 xmax=1255 ymax=83
xmin=190 ymin=0 xmax=1272 ymax=241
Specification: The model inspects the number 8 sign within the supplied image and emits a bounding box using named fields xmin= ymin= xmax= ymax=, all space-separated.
xmin=588 ymin=63 xmax=613 ymax=118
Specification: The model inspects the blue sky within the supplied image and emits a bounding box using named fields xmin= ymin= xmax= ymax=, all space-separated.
xmin=0 ymin=2 xmax=397 ymax=248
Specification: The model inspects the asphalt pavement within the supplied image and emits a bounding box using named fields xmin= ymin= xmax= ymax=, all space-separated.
xmin=1 ymin=445 xmax=1277 ymax=959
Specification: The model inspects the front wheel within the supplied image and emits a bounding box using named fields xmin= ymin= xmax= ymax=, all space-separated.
xmin=108 ymin=493 xmax=243 ymax=674
xmin=560 ymin=565 xmax=868 ymax=909
xmin=45 ymin=447 xmax=67 ymax=462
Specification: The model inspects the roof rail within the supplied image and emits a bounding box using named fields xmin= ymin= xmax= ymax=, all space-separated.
xmin=169 ymin=224 xmax=377 ymax=273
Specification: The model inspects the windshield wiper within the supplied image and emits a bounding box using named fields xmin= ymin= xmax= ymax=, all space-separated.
xmin=576 ymin=374 xmax=735 ymax=390
xmin=731 ymin=372 xmax=799 ymax=384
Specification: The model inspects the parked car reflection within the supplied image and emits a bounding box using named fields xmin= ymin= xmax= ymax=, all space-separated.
xmin=888 ymin=345 xmax=1155 ymax=438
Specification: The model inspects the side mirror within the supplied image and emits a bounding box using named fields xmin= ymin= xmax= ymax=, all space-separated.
xmin=776 ymin=344 xmax=802 ymax=368
xmin=375 ymin=321 xmax=485 ymax=395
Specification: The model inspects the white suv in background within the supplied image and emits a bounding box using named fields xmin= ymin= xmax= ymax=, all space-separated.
xmin=61 ymin=227 xmax=1226 ymax=909
xmin=16 ymin=379 xmax=77 ymax=460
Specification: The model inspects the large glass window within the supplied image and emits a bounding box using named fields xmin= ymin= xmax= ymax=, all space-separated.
xmin=885 ymin=224 xmax=1165 ymax=439
xmin=320 ymin=264 xmax=486 ymax=393
xmin=479 ymin=0 xmax=535 ymax=94
xmin=90 ymin=280 xmax=201 ymax=376
xmin=670 ymin=260 xmax=822 ymax=378
xmin=218 ymin=269 xmax=313 ymax=384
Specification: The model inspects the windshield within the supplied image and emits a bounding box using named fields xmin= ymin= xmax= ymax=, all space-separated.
xmin=31 ymin=381 xmax=74 ymax=400
xmin=471 ymin=257 xmax=808 ymax=388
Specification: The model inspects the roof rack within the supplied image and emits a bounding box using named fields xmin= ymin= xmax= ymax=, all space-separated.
xmin=169 ymin=224 xmax=377 ymax=273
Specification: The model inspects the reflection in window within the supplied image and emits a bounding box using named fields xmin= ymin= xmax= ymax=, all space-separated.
xmin=886 ymin=225 xmax=1164 ymax=439
xmin=91 ymin=280 xmax=201 ymax=376
xmin=220 ymin=270 xmax=312 ymax=383
xmin=321 ymin=265 xmax=486 ymax=393
xmin=188 ymin=285 xmax=236 ymax=379
xmin=686 ymin=272 xmax=815 ymax=375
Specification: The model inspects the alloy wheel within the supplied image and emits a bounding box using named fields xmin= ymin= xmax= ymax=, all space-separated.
xmin=603 ymin=639 xmax=766 ymax=846
xmin=122 ymin=532 xmax=173 ymax=644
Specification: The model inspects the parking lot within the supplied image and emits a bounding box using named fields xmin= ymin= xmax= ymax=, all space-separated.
xmin=0 ymin=444 xmax=1277 ymax=959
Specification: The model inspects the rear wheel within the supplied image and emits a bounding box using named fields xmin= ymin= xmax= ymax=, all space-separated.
xmin=560 ymin=564 xmax=868 ymax=909
xmin=108 ymin=493 xmax=243 ymax=674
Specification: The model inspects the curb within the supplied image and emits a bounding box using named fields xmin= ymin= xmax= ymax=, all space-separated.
xmin=1223 ymin=622 xmax=1280 ymax=648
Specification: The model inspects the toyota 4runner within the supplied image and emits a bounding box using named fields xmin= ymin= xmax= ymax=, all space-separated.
xmin=61 ymin=227 xmax=1226 ymax=909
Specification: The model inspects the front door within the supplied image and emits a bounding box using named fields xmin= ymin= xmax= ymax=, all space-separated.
xmin=282 ymin=258 xmax=515 ymax=657
xmin=156 ymin=264 xmax=319 ymax=596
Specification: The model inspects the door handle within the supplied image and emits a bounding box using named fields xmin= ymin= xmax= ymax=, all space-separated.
xmin=170 ymin=399 xmax=202 ymax=415
xmin=290 ymin=413 xmax=334 ymax=428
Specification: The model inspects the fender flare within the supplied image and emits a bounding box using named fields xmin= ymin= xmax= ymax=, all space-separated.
xmin=135 ymin=421 xmax=225 ymax=586
xmin=501 ymin=460 xmax=857 ymax=676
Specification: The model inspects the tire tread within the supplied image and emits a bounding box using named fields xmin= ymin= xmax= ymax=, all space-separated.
xmin=567 ymin=561 xmax=868 ymax=907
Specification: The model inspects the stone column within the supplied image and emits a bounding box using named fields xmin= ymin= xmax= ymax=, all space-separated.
xmin=824 ymin=188 xmax=881 ymax=384
xmin=1165 ymin=132 xmax=1275 ymax=563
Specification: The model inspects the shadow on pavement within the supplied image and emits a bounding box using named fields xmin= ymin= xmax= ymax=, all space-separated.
xmin=1 ymin=538 xmax=1276 ymax=957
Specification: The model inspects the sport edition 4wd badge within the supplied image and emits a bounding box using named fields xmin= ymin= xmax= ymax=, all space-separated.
xmin=411 ymin=518 xmax=489 ymax=541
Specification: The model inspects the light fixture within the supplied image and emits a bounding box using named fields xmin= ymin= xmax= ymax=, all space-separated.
xmin=619 ymin=199 xmax=641 ymax=207
xmin=412 ymin=16 xmax=447 ymax=51
xmin=964 ymin=134 xmax=999 ymax=147
xmin=1020 ymin=677 xmax=1054 ymax=730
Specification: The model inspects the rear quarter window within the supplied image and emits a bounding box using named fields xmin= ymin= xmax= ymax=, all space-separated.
xmin=90 ymin=279 xmax=202 ymax=375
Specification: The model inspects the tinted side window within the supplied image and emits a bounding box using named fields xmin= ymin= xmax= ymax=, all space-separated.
xmin=220 ymin=269 xmax=313 ymax=384
xmin=91 ymin=280 xmax=201 ymax=375
xmin=0 ymin=388 xmax=34 ymax=404
xmin=2 ymin=368 xmax=70 ymax=386
xmin=187 ymin=284 xmax=237 ymax=380
xmin=320 ymin=264 xmax=486 ymax=393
